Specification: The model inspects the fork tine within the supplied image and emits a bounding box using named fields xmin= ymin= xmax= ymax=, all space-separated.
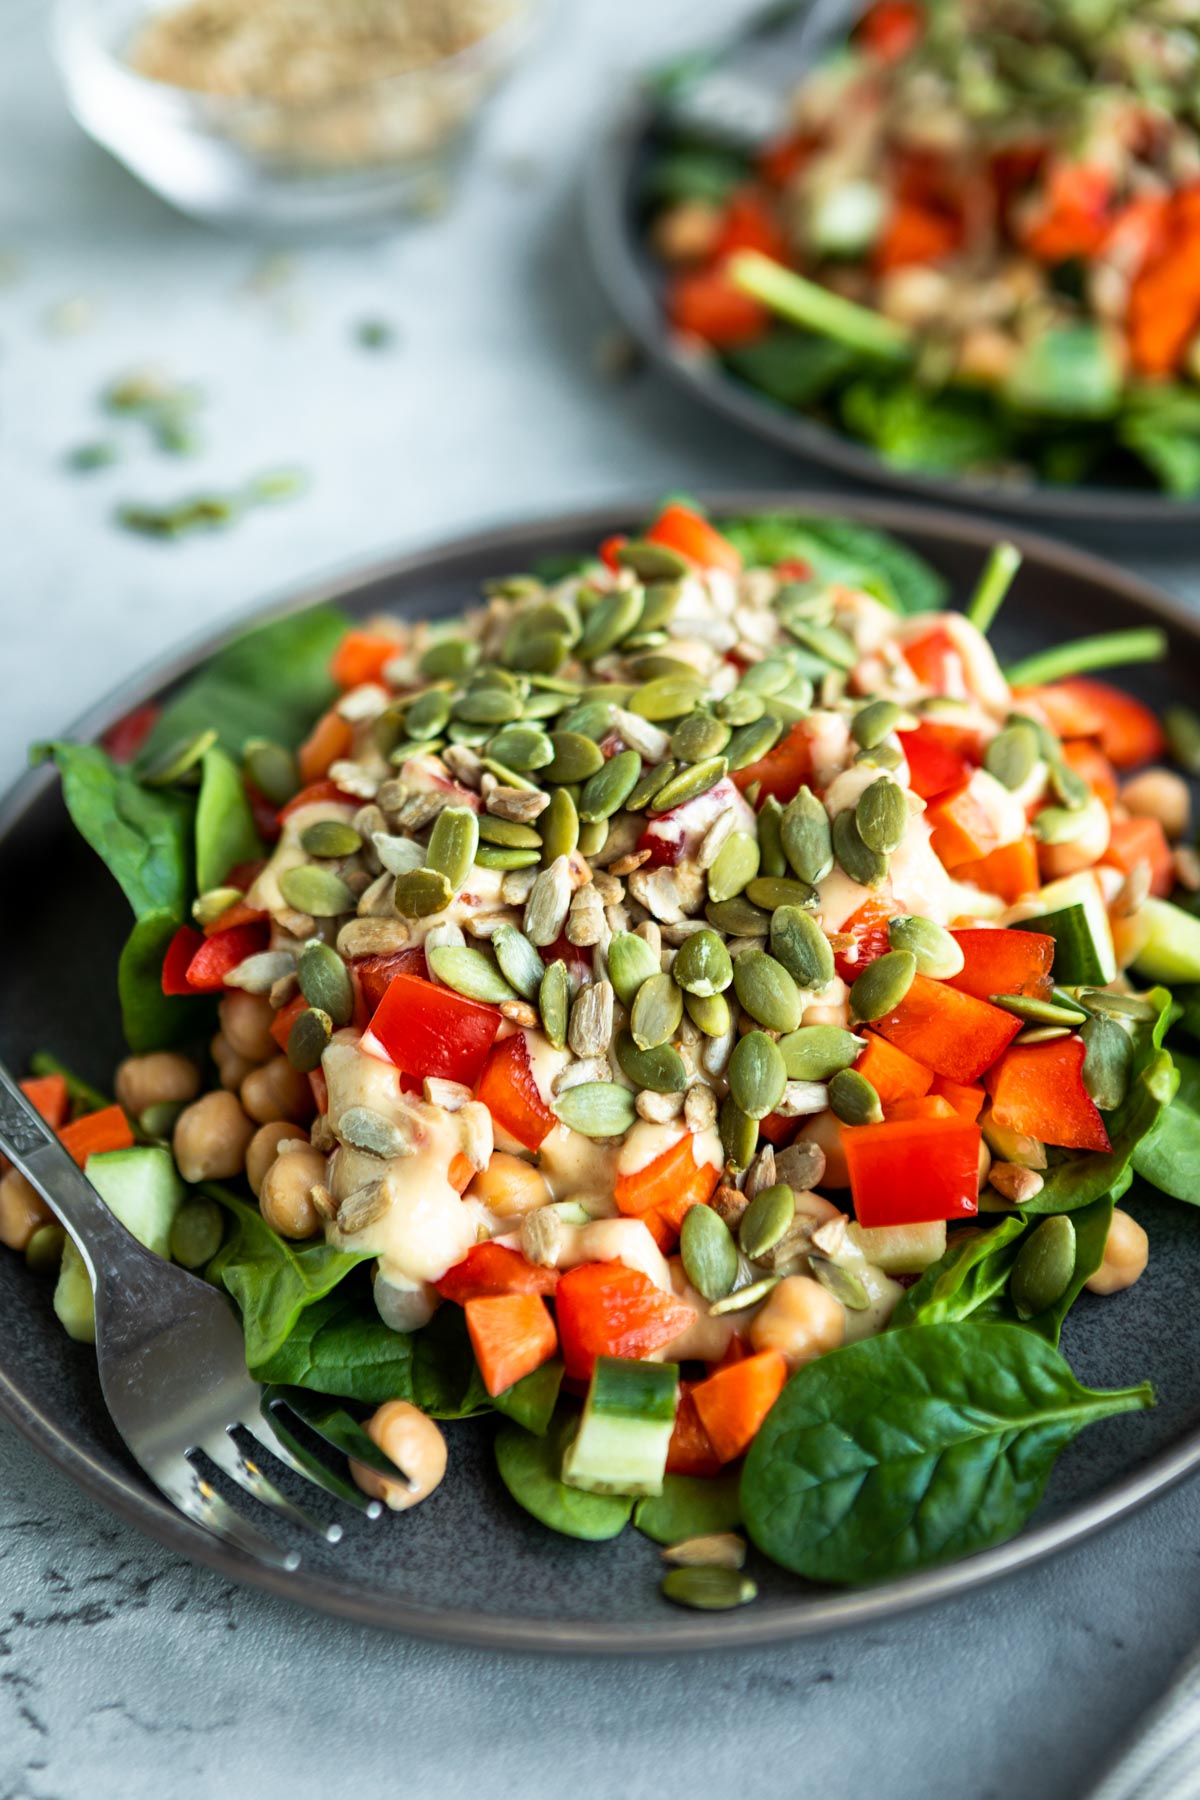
xmin=156 ymin=1461 xmax=301 ymax=1571
xmin=201 ymin=1428 xmax=343 ymax=1544
xmin=241 ymin=1401 xmax=383 ymax=1520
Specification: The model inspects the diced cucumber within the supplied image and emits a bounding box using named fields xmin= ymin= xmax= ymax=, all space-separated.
xmin=561 ymin=1357 xmax=679 ymax=1498
xmin=53 ymin=1147 xmax=184 ymax=1344
xmin=845 ymin=1220 xmax=947 ymax=1274
xmin=1131 ymin=897 xmax=1200 ymax=984
xmin=1018 ymin=872 xmax=1115 ymax=985
xmin=807 ymin=180 xmax=886 ymax=260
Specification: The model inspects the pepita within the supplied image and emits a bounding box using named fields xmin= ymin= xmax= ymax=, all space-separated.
xmin=630 ymin=675 xmax=709 ymax=723
xmin=486 ymin=725 xmax=554 ymax=771
xmin=453 ymin=687 xmax=524 ymax=726
xmin=278 ymin=864 xmax=357 ymax=917
xmin=553 ymin=1081 xmax=638 ymax=1138
xmin=855 ymin=742 xmax=904 ymax=772
xmin=1081 ymin=1012 xmax=1132 ymax=1111
xmin=828 ymin=1067 xmax=883 ymax=1125
xmin=479 ymin=815 xmax=543 ymax=849
xmin=718 ymin=690 xmax=765 ymax=726
xmin=990 ymin=992 xmax=1089 ymax=1027
xmin=706 ymin=896 xmax=771 ymax=937
xmin=492 ymin=925 xmax=546 ymax=1001
xmin=707 ymin=831 xmax=760 ymax=904
xmin=1014 ymin=1025 xmax=1072 ymax=1044
xmin=420 ymin=636 xmax=477 ymax=679
xmin=393 ymin=867 xmax=453 ymax=918
xmin=243 ymin=738 xmax=299 ymax=805
xmin=708 ymin=1274 xmax=780 ymax=1315
xmin=287 ymin=1005 xmax=333 ymax=1073
xmin=745 ymin=876 xmax=815 ymax=915
xmin=849 ymin=950 xmax=917 ymax=1022
xmin=887 ymin=914 xmax=965 ymax=980
xmin=785 ymin=619 xmax=856 ymax=670
xmin=756 ymin=795 xmax=786 ymax=878
xmin=833 ymin=807 xmax=888 ymax=887
xmin=738 ymin=1183 xmax=795 ymax=1260
xmin=811 ymin=1259 xmax=871 ymax=1310
xmin=539 ymin=959 xmax=570 ymax=1049
xmin=559 ymin=699 xmax=617 ymax=741
xmin=579 ymin=749 xmax=641 ymax=822
xmin=1011 ymin=1214 xmax=1076 ymax=1318
xmin=538 ymin=787 xmax=580 ymax=865
xmin=671 ymin=711 xmax=731 ymax=764
xmin=725 ymin=715 xmax=784 ymax=772
xmin=782 ymin=788 xmax=833 ymax=886
xmin=426 ymin=806 xmax=480 ymax=892
xmin=625 ymin=761 xmax=678 ymax=812
xmin=680 ymin=1204 xmax=739 ymax=1301
xmin=1049 ymin=760 xmax=1091 ymax=810
xmin=544 ymin=731 xmax=605 ymax=785
xmin=719 ymin=1094 xmax=758 ymax=1170
xmin=576 ymin=586 xmax=644 ymax=660
xmin=648 ymin=756 xmax=728 ymax=814
xmin=475 ymin=845 xmax=540 ymax=871
xmin=729 ymin=1029 xmax=787 ymax=1119
xmin=778 ymin=1025 xmax=864 ymax=1082
xmin=427 ymin=944 xmax=517 ymax=1005
xmin=770 ymin=905 xmax=834 ymax=990
xmin=616 ymin=1031 xmax=688 ymax=1094
xmin=578 ymin=818 xmax=609 ymax=858
xmin=732 ymin=949 xmax=803 ymax=1033
xmin=851 ymin=699 xmax=904 ymax=750
xmin=297 ymin=940 xmax=354 ymax=1027
xmin=607 ymin=931 xmax=661 ymax=1008
xmin=739 ymin=659 xmax=795 ymax=697
xmin=855 ymin=778 xmax=908 ymax=856
xmin=616 ymin=539 xmax=691 ymax=581
xmin=984 ymin=722 xmax=1039 ymax=792
xmin=685 ymin=990 xmax=732 ymax=1037
xmin=631 ymin=971 xmax=684 ymax=1050
xmin=140 ymin=727 xmax=217 ymax=786
xmin=671 ymin=928 xmax=733 ymax=997
xmin=299 ymin=818 xmax=363 ymax=859
xmin=1166 ymin=705 xmax=1200 ymax=775
xmin=1033 ymin=805 xmax=1091 ymax=845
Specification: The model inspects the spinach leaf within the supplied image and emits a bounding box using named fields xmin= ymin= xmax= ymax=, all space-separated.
xmin=1019 ymin=1196 xmax=1113 ymax=1345
xmin=840 ymin=378 xmax=1014 ymax=474
xmin=890 ymin=1215 xmax=1026 ymax=1330
xmin=720 ymin=511 xmax=947 ymax=614
xmin=493 ymin=1359 xmax=563 ymax=1437
xmin=1022 ymin=988 xmax=1176 ymax=1214
xmin=37 ymin=740 xmax=193 ymax=919
xmin=118 ymin=908 xmax=210 ymax=1053
xmin=1169 ymin=988 xmax=1200 ymax=1043
xmin=633 ymin=1473 xmax=742 ymax=1545
xmin=1004 ymin=325 xmax=1122 ymax=422
xmin=741 ymin=1321 xmax=1154 ymax=1584
xmin=205 ymin=1187 xmax=369 ymax=1368
xmin=494 ymin=1411 xmax=634 ymax=1541
xmin=641 ymin=147 xmax=745 ymax=207
xmin=1133 ymin=1048 xmax=1200 ymax=1204
xmin=195 ymin=745 xmax=262 ymax=893
xmin=724 ymin=331 xmax=860 ymax=410
xmin=140 ymin=604 xmax=349 ymax=763
xmin=409 ymin=1303 xmax=493 ymax=1420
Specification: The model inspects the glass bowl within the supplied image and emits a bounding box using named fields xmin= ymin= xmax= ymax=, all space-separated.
xmin=53 ymin=0 xmax=541 ymax=229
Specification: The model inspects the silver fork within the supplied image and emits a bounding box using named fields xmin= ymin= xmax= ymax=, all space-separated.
xmin=0 ymin=1062 xmax=398 ymax=1568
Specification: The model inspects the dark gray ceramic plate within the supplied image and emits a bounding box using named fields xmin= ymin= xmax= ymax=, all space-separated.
xmin=2 ymin=495 xmax=1199 ymax=1653
xmin=584 ymin=49 xmax=1200 ymax=536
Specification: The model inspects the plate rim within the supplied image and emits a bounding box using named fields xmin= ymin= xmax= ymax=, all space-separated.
xmin=583 ymin=97 xmax=1200 ymax=531
xmin=3 ymin=490 xmax=1199 ymax=1654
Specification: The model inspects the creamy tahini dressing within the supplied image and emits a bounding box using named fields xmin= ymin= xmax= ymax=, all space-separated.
xmin=246 ymin=800 xmax=359 ymax=915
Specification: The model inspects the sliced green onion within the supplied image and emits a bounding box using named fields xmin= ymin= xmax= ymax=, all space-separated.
xmin=727 ymin=251 xmax=913 ymax=365
xmin=1004 ymin=628 xmax=1167 ymax=689
xmin=965 ymin=542 xmax=1022 ymax=635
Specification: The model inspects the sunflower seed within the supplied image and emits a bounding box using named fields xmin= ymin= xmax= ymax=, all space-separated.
xmin=661 ymin=1533 xmax=746 ymax=1570
xmin=851 ymin=699 xmax=904 ymax=750
xmin=336 ymin=918 xmax=409 ymax=958
xmin=855 ymin=778 xmax=908 ymax=855
xmin=426 ymin=806 xmax=480 ymax=892
xmin=781 ymin=788 xmax=834 ymax=886
xmin=726 ymin=715 xmax=784 ymax=772
xmin=579 ymin=749 xmax=641 ymax=822
xmin=685 ymin=990 xmax=733 ymax=1038
xmin=707 ymin=831 xmax=760 ymax=904
xmin=553 ymin=1082 xmax=638 ymax=1138
xmin=337 ymin=1181 xmax=389 ymax=1234
xmin=426 ymin=945 xmax=516 ymax=1005
xmin=828 ymin=1067 xmax=883 ymax=1125
xmin=769 ymin=906 xmax=834 ymax=990
xmin=243 ymin=738 xmax=300 ymax=805
xmin=733 ymin=950 xmax=803 ymax=1033
xmin=393 ymin=867 xmax=453 ymax=918
xmin=297 ymin=940 xmax=354 ymax=1027
xmin=1012 ymin=1214 xmax=1076 ymax=1319
xmin=372 ymin=833 xmax=425 ymax=877
xmin=539 ymin=959 xmax=570 ymax=1048
xmin=648 ymin=756 xmax=728 ymax=814
xmin=887 ymin=914 xmax=965 ymax=980
xmin=671 ymin=711 xmax=731 ymax=764
xmin=833 ymin=808 xmax=889 ymax=887
xmin=719 ymin=1093 xmax=758 ymax=1170
xmin=286 ymin=1006 xmax=332 ymax=1073
xmin=729 ymin=1030 xmax=787 ymax=1119
xmin=671 ymin=928 xmax=733 ymax=997
xmin=849 ymin=950 xmax=917 ymax=1022
xmin=569 ymin=980 xmax=614 ymax=1058
xmin=487 ymin=924 xmax=543 ymax=1000
xmin=606 ymin=707 xmax=667 ymax=763
xmin=738 ymin=1183 xmax=795 ymax=1260
xmin=681 ymin=1203 xmax=739 ymax=1301
xmin=278 ymin=864 xmax=357 ymax=917
xmin=524 ymin=855 xmax=573 ymax=946
xmin=631 ymin=971 xmax=684 ymax=1050
xmin=778 ymin=1026 xmax=863 ymax=1082
xmin=708 ymin=1275 xmax=780 ymax=1316
xmin=683 ymin=1084 xmax=717 ymax=1131
xmin=985 ymin=722 xmax=1040 ymax=792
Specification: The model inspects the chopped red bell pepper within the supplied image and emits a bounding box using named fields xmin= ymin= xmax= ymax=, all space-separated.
xmin=297 ymin=708 xmax=355 ymax=785
xmin=310 ymin=1067 xmax=329 ymax=1115
xmin=277 ymin=778 xmax=357 ymax=824
xmin=946 ymin=928 xmax=1055 ymax=1004
xmin=1060 ymin=739 xmax=1119 ymax=809
xmin=711 ymin=186 xmax=789 ymax=263
xmin=854 ymin=1031 xmax=934 ymax=1106
xmin=832 ymin=891 xmax=895 ymax=984
xmin=638 ymin=776 xmax=745 ymax=867
xmin=59 ymin=1105 xmax=136 ymax=1168
xmin=102 ymin=701 xmax=160 ymax=763
xmin=436 ymin=1242 xmax=559 ymax=1304
xmin=475 ymin=1033 xmax=556 ymax=1152
xmin=1021 ymin=678 xmax=1166 ymax=769
xmin=554 ymin=1262 xmax=696 ymax=1382
xmin=929 ymin=1075 xmax=986 ymax=1121
xmin=203 ymin=896 xmax=268 ymax=937
xmin=598 ymin=534 xmax=627 ymax=572
xmin=757 ymin=1112 xmax=799 ymax=1148
xmin=872 ymin=973 xmax=1022 ymax=1083
xmin=884 ymin=1095 xmax=957 ymax=1122
xmin=954 ymin=833 xmax=1040 ymax=903
xmin=984 ymin=1036 xmax=1111 ymax=1153
xmin=161 ymin=925 xmax=206 ymax=996
xmin=901 ymin=625 xmax=967 ymax=694
xmin=855 ymin=0 xmax=923 ymax=58
xmin=896 ymin=720 xmax=982 ymax=800
xmin=666 ymin=266 xmax=768 ymax=347
xmin=270 ymin=993 xmax=309 ymax=1055
xmin=613 ymin=1133 xmax=720 ymax=1222
xmin=666 ymin=1382 xmax=724 ymax=1478
xmin=844 ymin=1115 xmax=982 ymax=1226
xmin=730 ymin=721 xmax=812 ymax=803
xmin=691 ymin=1350 xmax=788 ymax=1464
xmin=184 ymin=921 xmax=270 ymax=993
xmin=351 ymin=946 xmax=427 ymax=1014
xmin=926 ymin=775 xmax=1007 ymax=870
xmin=367 ymin=972 xmax=501 ymax=1087
xmin=645 ymin=503 xmax=743 ymax=574
xmin=330 ymin=629 xmax=401 ymax=691
xmin=20 ymin=1075 xmax=70 ymax=1133
xmin=243 ymin=777 xmax=282 ymax=844
xmin=1104 ymin=815 xmax=1174 ymax=898
xmin=465 ymin=1294 xmax=558 ymax=1398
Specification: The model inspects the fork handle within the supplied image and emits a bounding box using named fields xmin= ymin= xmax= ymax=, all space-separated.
xmin=0 ymin=1062 xmax=149 ymax=1286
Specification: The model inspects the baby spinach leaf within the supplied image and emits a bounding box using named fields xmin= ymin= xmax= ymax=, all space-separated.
xmin=840 ymin=378 xmax=1014 ymax=474
xmin=205 ymin=1187 xmax=369 ymax=1369
xmin=493 ymin=1359 xmax=564 ymax=1437
xmin=140 ymin=603 xmax=350 ymax=763
xmin=195 ymin=745 xmax=262 ymax=893
xmin=1133 ymin=1048 xmax=1200 ymax=1205
xmin=720 ymin=511 xmax=947 ymax=614
xmin=890 ymin=1215 xmax=1026 ymax=1330
xmin=1018 ymin=1197 xmax=1113 ymax=1346
xmin=1005 ymin=324 xmax=1123 ymax=422
xmin=37 ymin=740 xmax=194 ymax=919
xmin=410 ymin=1304 xmax=493 ymax=1420
xmin=118 ymin=908 xmax=211 ymax=1053
xmin=495 ymin=1410 xmax=634 ymax=1542
xmin=724 ymin=331 xmax=861 ymax=410
xmin=741 ymin=1321 xmax=1154 ymax=1584
xmin=633 ymin=1473 xmax=742 ymax=1545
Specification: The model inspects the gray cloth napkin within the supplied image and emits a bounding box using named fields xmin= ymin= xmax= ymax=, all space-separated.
xmin=1089 ymin=1645 xmax=1200 ymax=1800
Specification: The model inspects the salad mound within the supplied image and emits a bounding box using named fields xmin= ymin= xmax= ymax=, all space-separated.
xmin=647 ymin=0 xmax=1200 ymax=495
xmin=8 ymin=501 xmax=1200 ymax=1607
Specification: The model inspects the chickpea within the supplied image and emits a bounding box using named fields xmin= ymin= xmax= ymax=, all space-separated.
xmin=218 ymin=990 xmax=278 ymax=1063
xmin=467 ymin=1150 xmax=551 ymax=1218
xmin=246 ymin=1120 xmax=307 ymax=1198
xmin=796 ymin=1109 xmax=849 ymax=1187
xmin=173 ymin=1090 xmax=256 ymax=1183
xmin=1085 ymin=1207 xmax=1149 ymax=1296
xmin=749 ymin=1275 xmax=845 ymax=1371
xmin=211 ymin=1031 xmax=257 ymax=1094
xmin=0 ymin=1168 xmax=53 ymax=1252
xmin=1120 ymin=769 xmax=1191 ymax=843
xmin=114 ymin=1051 xmax=201 ymax=1119
xmin=802 ymin=1000 xmax=851 ymax=1029
xmin=259 ymin=1147 xmax=326 ymax=1239
xmin=649 ymin=199 xmax=722 ymax=265
xmin=240 ymin=1055 xmax=315 ymax=1126
xmin=1039 ymin=796 xmax=1112 ymax=881
xmin=350 ymin=1400 xmax=447 ymax=1512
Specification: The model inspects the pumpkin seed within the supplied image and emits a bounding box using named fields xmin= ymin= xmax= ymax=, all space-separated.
xmin=756 ymin=796 xmax=786 ymax=878
xmin=661 ymin=1533 xmax=746 ymax=1570
xmin=287 ymin=1005 xmax=333 ymax=1073
xmin=243 ymin=738 xmax=299 ymax=805
xmin=1075 ymin=988 xmax=1158 ymax=1021
xmin=559 ymin=699 xmax=616 ymax=741
xmin=479 ymin=816 xmax=543 ymax=849
xmin=707 ymin=831 xmax=760 ymax=903
xmin=544 ymin=731 xmax=605 ymax=785
xmin=855 ymin=779 xmax=908 ymax=855
xmin=578 ymin=819 xmax=609 ymax=858
xmin=192 ymin=885 xmax=243 ymax=929
xmin=717 ymin=689 xmax=765 ymax=726
xmin=634 ymin=578 xmax=682 ymax=632
xmin=607 ymin=931 xmax=660 ymax=1008
xmin=828 ymin=1067 xmax=883 ymax=1126
xmin=1166 ymin=704 xmax=1200 ymax=775
xmin=616 ymin=1031 xmax=688 ymax=1094
xmin=719 ymin=1094 xmax=758 ymax=1171
xmin=984 ymin=722 xmax=1039 ymax=791
xmin=1011 ymin=1215 xmax=1076 ymax=1318
xmin=782 ymin=788 xmax=833 ymax=886
xmin=671 ymin=711 xmax=731 ymax=764
xmin=525 ymin=855 xmax=573 ymax=946
xmin=706 ymin=896 xmax=771 ymax=937
xmin=420 ymin=636 xmax=476 ymax=679
xmin=733 ymin=950 xmax=803 ymax=1033
xmin=1049 ymin=760 xmax=1091 ymax=810
xmin=630 ymin=674 xmax=709 ymax=723
xmin=554 ymin=1081 xmax=638 ymax=1138
xmin=990 ymin=992 xmax=1090 ymax=1027
xmin=833 ymin=808 xmax=889 ymax=887
xmin=141 ymin=727 xmax=217 ymax=786
xmin=393 ymin=867 xmax=453 ymax=918
xmin=404 ymin=688 xmax=453 ymax=739
xmin=535 ymin=787 xmax=578 ymax=865
xmin=1032 ymin=805 xmax=1091 ymax=845
xmin=725 ymin=715 xmax=784 ymax=772
xmin=763 ymin=680 xmax=815 ymax=725
xmin=738 ymin=1183 xmax=795 ymax=1260
xmin=747 ymin=877 xmax=816 ymax=917
xmin=512 ymin=630 xmax=572 ymax=676
xmin=849 ymin=950 xmax=916 ymax=1022
xmin=729 ymin=1030 xmax=787 ymax=1119
xmin=475 ymin=844 xmax=540 ymax=871
xmin=427 ymin=945 xmax=517 ymax=1005
xmin=425 ymin=806 xmax=479 ymax=892
xmin=851 ymin=699 xmax=903 ymax=750
xmin=787 ymin=619 xmax=857 ymax=670
xmin=521 ymin=691 xmax=574 ymax=721
xmin=447 ymin=721 xmax=491 ymax=748
xmin=681 ymin=1204 xmax=739 ymax=1302
xmin=140 ymin=1100 xmax=188 ymax=1140
xmin=631 ymin=654 xmax=697 ymax=684
xmin=617 ymin=539 xmax=690 ymax=580
xmin=579 ymin=749 xmax=640 ymax=822
xmin=648 ymin=756 xmax=728 ymax=814
xmin=680 ymin=991 xmax=728 ymax=1039
xmin=577 ymin=586 xmax=644 ymax=659
xmin=484 ymin=926 xmax=539 ymax=1001
xmin=480 ymin=758 xmax=540 ymax=793
xmin=739 ymin=658 xmax=794 ymax=697
xmin=453 ymin=687 xmax=524 ymax=726
xmin=769 ymin=905 xmax=834 ymax=990
xmin=299 ymin=818 xmax=363 ymax=859
xmin=168 ymin=1199 xmax=223 ymax=1272
xmin=778 ymin=1025 xmax=864 ymax=1082
xmin=855 ymin=742 xmax=904 ymax=772
xmin=709 ymin=1274 xmax=780 ymax=1315
xmin=626 ymin=760 xmax=678 ymax=812
xmin=1014 ymin=1026 xmax=1072 ymax=1044
xmin=487 ymin=724 xmax=554 ymax=771
xmin=671 ymin=928 xmax=733 ymax=997
xmin=887 ymin=914 xmax=965 ymax=980
xmin=631 ymin=971 xmax=684 ymax=1050
xmin=811 ymin=1259 xmax=871 ymax=1310
xmin=278 ymin=864 xmax=357 ymax=917
xmin=1081 ymin=1013 xmax=1132 ymax=1111
xmin=539 ymin=959 xmax=570 ymax=1049
xmin=298 ymin=940 xmax=354 ymax=1027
